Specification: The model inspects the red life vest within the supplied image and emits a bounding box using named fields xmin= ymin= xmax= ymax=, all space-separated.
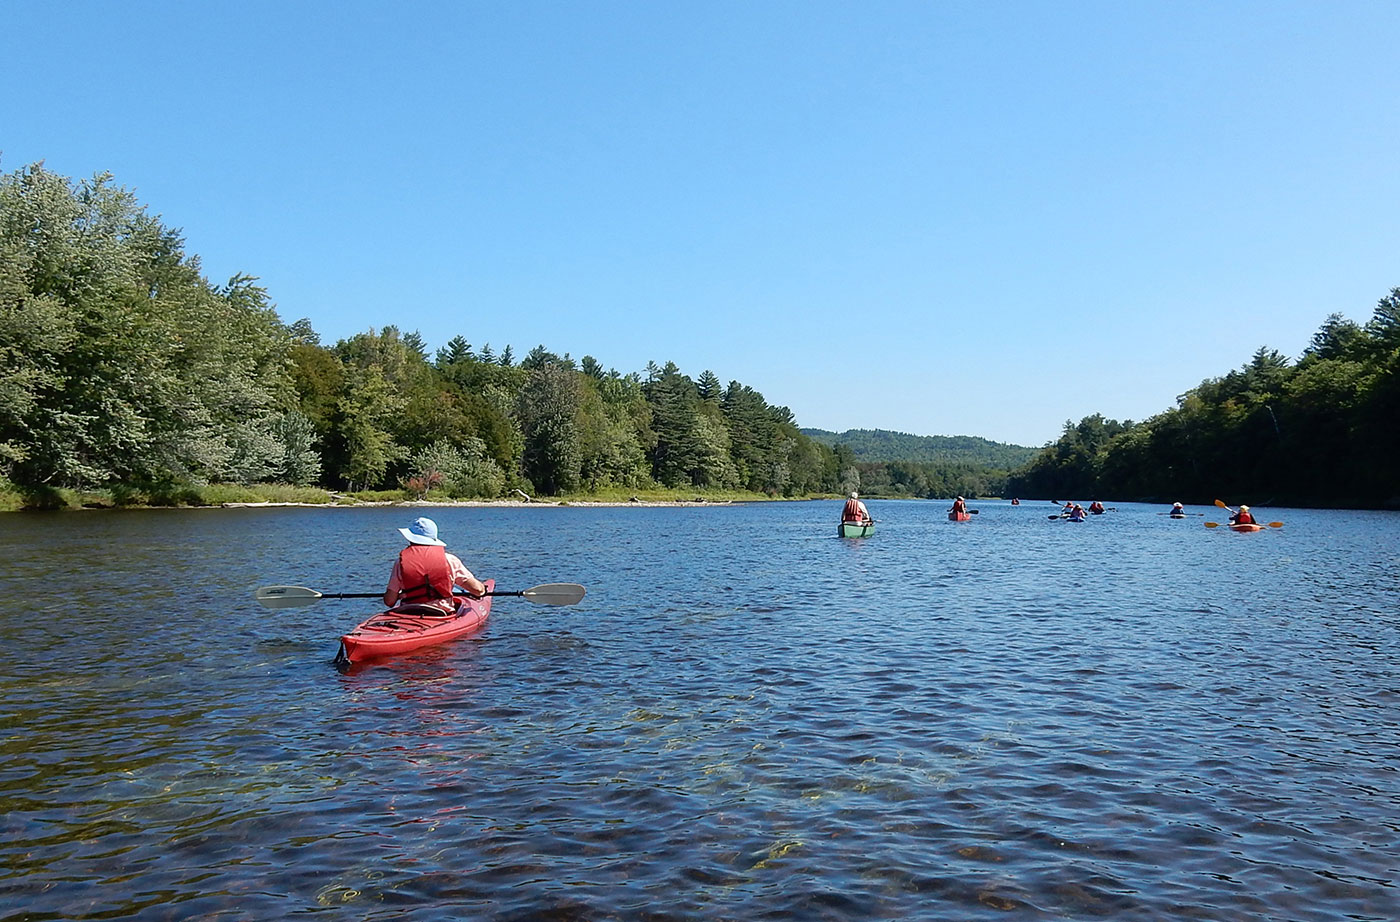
xmin=1234 ymin=512 xmax=1256 ymax=525
xmin=397 ymin=544 xmax=454 ymax=604
xmin=843 ymin=498 xmax=865 ymax=522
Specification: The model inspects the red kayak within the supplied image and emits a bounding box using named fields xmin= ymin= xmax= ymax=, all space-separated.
xmin=1229 ymin=523 xmax=1265 ymax=533
xmin=948 ymin=511 xmax=970 ymax=522
xmin=335 ymin=578 xmax=494 ymax=665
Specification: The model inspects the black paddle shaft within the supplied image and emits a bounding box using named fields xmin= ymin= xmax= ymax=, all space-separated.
xmin=321 ymin=590 xmax=506 ymax=600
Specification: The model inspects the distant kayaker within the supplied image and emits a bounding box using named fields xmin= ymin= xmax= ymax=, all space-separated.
xmin=1067 ymin=503 xmax=1087 ymax=522
xmin=1170 ymin=502 xmax=1185 ymax=514
xmin=384 ymin=516 xmax=485 ymax=613
xmin=1010 ymin=498 xmax=1020 ymax=505
xmin=1088 ymin=500 xmax=1105 ymax=514
xmin=1229 ymin=505 xmax=1257 ymax=526
xmin=842 ymin=492 xmax=872 ymax=525
xmin=950 ymin=496 xmax=968 ymax=516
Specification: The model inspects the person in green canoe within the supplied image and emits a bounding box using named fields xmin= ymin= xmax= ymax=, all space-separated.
xmin=384 ymin=516 xmax=485 ymax=613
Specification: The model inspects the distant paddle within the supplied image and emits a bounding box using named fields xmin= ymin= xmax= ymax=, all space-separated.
xmin=254 ymin=583 xmax=586 ymax=609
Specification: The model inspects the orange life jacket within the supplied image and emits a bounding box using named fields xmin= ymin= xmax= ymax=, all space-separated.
xmin=1234 ymin=512 xmax=1256 ymax=525
xmin=397 ymin=544 xmax=454 ymax=604
xmin=842 ymin=498 xmax=865 ymax=522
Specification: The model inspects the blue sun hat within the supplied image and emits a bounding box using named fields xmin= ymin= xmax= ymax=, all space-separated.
xmin=398 ymin=516 xmax=445 ymax=546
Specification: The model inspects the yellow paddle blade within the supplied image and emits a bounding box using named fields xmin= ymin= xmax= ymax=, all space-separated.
xmin=1268 ymin=521 xmax=1284 ymax=528
xmin=1204 ymin=521 xmax=1220 ymax=528
xmin=1214 ymin=499 xmax=1230 ymax=509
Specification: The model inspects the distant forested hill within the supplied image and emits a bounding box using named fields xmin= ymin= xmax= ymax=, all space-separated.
xmin=802 ymin=428 xmax=1038 ymax=468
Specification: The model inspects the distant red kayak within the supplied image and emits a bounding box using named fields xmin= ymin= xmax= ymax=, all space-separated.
xmin=948 ymin=512 xmax=970 ymax=522
xmin=1229 ymin=523 xmax=1265 ymax=533
xmin=335 ymin=578 xmax=494 ymax=665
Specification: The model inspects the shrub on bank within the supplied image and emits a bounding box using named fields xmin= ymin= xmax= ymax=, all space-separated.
xmin=0 ymin=482 xmax=337 ymax=510
xmin=0 ymin=479 xmax=26 ymax=512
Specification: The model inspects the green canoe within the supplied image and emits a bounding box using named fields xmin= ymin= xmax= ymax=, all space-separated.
xmin=838 ymin=521 xmax=875 ymax=538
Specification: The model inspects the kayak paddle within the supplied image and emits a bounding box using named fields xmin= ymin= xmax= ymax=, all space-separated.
xmin=254 ymin=582 xmax=586 ymax=609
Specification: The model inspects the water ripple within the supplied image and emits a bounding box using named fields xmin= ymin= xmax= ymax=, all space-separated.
xmin=1 ymin=501 xmax=1398 ymax=919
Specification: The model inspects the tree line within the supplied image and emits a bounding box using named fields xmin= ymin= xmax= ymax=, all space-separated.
xmin=1007 ymin=291 xmax=1400 ymax=508
xmin=0 ymin=163 xmax=863 ymax=501
xmin=20 ymin=162 xmax=1385 ymax=509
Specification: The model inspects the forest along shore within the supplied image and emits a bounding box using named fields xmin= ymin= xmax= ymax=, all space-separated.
xmin=218 ymin=498 xmax=738 ymax=508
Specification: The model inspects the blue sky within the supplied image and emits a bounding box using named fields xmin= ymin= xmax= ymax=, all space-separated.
xmin=5 ymin=1 xmax=1398 ymax=446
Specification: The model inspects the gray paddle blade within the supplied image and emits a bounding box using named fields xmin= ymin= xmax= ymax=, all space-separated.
xmin=517 ymin=583 xmax=586 ymax=606
xmin=254 ymin=585 xmax=324 ymax=608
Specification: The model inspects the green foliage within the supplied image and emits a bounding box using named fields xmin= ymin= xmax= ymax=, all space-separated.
xmin=337 ymin=363 xmax=405 ymax=491
xmin=518 ymin=363 xmax=582 ymax=494
xmin=576 ymin=379 xmax=652 ymax=489
xmin=410 ymin=438 xmax=505 ymax=498
xmin=1009 ymin=289 xmax=1400 ymax=507
xmin=855 ymin=460 xmax=1007 ymax=499
xmin=0 ymin=163 xmax=290 ymax=489
xmin=435 ymin=335 xmax=473 ymax=367
xmin=0 ymin=478 xmax=24 ymax=511
xmin=269 ymin=410 xmax=323 ymax=485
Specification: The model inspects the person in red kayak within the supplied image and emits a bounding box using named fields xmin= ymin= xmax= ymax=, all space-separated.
xmin=1229 ymin=505 xmax=1257 ymax=526
xmin=1088 ymin=500 xmax=1105 ymax=514
xmin=842 ymin=491 xmax=872 ymax=525
xmin=950 ymin=496 xmax=968 ymax=516
xmin=384 ymin=516 xmax=485 ymax=613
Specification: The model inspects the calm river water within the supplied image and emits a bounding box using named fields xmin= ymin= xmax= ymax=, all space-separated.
xmin=1 ymin=500 xmax=1397 ymax=920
